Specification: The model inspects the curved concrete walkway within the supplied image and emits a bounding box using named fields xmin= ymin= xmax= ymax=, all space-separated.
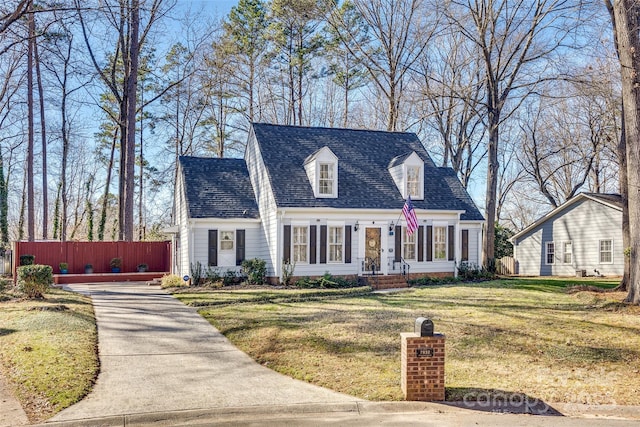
xmin=50 ymin=282 xmax=361 ymax=423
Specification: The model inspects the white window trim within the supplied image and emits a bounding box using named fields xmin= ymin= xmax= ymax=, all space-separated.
xmin=562 ymin=241 xmax=572 ymax=264
xmin=433 ymin=226 xmax=447 ymax=261
xmin=219 ymin=230 xmax=235 ymax=252
xmin=317 ymin=162 xmax=336 ymax=197
xmin=405 ymin=165 xmax=422 ymax=200
xmin=599 ymin=239 xmax=613 ymax=264
xmin=402 ymin=227 xmax=417 ymax=261
xmin=292 ymin=225 xmax=309 ymax=264
xmin=545 ymin=242 xmax=555 ymax=265
xmin=328 ymin=225 xmax=344 ymax=263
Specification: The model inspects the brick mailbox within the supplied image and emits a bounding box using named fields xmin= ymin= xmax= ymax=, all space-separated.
xmin=401 ymin=317 xmax=445 ymax=401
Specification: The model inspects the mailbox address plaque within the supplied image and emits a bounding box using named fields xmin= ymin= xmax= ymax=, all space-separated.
xmin=416 ymin=348 xmax=434 ymax=357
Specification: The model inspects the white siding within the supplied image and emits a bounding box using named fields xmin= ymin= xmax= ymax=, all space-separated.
xmin=245 ymin=130 xmax=280 ymax=277
xmin=514 ymin=198 xmax=623 ymax=276
xmin=174 ymin=167 xmax=191 ymax=277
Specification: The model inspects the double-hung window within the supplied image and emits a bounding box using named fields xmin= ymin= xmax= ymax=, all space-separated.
xmin=220 ymin=231 xmax=234 ymax=251
xmin=328 ymin=226 xmax=343 ymax=262
xmin=433 ymin=226 xmax=447 ymax=260
xmin=563 ymin=241 xmax=572 ymax=264
xmin=546 ymin=242 xmax=555 ymax=265
xmin=599 ymin=240 xmax=613 ymax=263
xmin=293 ymin=226 xmax=308 ymax=263
xmin=319 ymin=163 xmax=334 ymax=196
xmin=403 ymin=227 xmax=416 ymax=260
xmin=406 ymin=166 xmax=420 ymax=198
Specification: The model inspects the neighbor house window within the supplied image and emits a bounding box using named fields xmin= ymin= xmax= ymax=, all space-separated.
xmin=220 ymin=231 xmax=234 ymax=251
xmin=328 ymin=226 xmax=343 ymax=262
xmin=293 ymin=226 xmax=308 ymax=263
xmin=406 ymin=166 xmax=421 ymax=198
xmin=433 ymin=226 xmax=447 ymax=260
xmin=319 ymin=163 xmax=334 ymax=195
xmin=546 ymin=242 xmax=555 ymax=265
xmin=599 ymin=240 xmax=613 ymax=263
xmin=403 ymin=227 xmax=416 ymax=260
xmin=563 ymin=241 xmax=572 ymax=264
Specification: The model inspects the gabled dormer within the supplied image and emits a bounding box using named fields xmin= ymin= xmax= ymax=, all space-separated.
xmin=304 ymin=146 xmax=338 ymax=198
xmin=388 ymin=151 xmax=424 ymax=200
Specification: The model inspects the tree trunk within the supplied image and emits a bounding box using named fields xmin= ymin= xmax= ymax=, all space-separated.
xmin=123 ymin=0 xmax=140 ymax=241
xmin=34 ymin=29 xmax=47 ymax=240
xmin=99 ymin=128 xmax=117 ymax=241
xmin=613 ymin=0 xmax=640 ymax=304
xmin=616 ymin=100 xmax=630 ymax=291
xmin=483 ymin=102 xmax=500 ymax=271
xmin=26 ymin=6 xmax=35 ymax=242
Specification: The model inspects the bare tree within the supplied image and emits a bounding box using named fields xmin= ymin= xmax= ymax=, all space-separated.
xmin=331 ymin=0 xmax=435 ymax=131
xmin=446 ymin=0 xmax=584 ymax=270
xmin=76 ymin=0 xmax=168 ymax=241
xmin=605 ymin=0 xmax=640 ymax=304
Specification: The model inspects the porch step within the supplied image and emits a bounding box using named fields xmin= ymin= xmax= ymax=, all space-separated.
xmin=53 ymin=272 xmax=169 ymax=285
xmin=359 ymin=275 xmax=408 ymax=290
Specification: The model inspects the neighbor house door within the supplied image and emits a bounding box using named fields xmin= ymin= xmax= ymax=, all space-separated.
xmin=364 ymin=227 xmax=382 ymax=274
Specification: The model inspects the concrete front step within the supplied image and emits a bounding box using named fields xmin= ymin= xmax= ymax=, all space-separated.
xmin=53 ymin=272 xmax=168 ymax=284
xmin=359 ymin=275 xmax=408 ymax=290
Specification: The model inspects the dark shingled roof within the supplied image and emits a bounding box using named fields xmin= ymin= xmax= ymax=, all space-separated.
xmin=252 ymin=123 xmax=484 ymax=221
xmin=584 ymin=193 xmax=622 ymax=209
xmin=179 ymin=156 xmax=259 ymax=219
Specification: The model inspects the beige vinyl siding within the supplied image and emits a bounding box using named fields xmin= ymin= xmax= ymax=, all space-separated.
xmin=514 ymin=198 xmax=623 ymax=276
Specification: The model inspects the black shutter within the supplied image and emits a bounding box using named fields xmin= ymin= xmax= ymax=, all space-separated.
xmin=310 ymin=225 xmax=317 ymax=264
xmin=418 ymin=225 xmax=424 ymax=262
xmin=426 ymin=226 xmax=433 ymax=261
xmin=236 ymin=229 xmax=245 ymax=266
xmin=344 ymin=226 xmax=352 ymax=263
xmin=395 ymin=225 xmax=402 ymax=262
xmin=208 ymin=230 xmax=218 ymax=266
xmin=283 ymin=225 xmax=291 ymax=263
xmin=462 ymin=229 xmax=469 ymax=261
xmin=448 ymin=225 xmax=455 ymax=261
xmin=320 ymin=225 xmax=327 ymax=264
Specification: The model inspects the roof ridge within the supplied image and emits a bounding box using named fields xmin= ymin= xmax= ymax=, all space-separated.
xmin=252 ymin=122 xmax=416 ymax=136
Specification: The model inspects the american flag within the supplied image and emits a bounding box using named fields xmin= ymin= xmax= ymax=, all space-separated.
xmin=402 ymin=196 xmax=419 ymax=236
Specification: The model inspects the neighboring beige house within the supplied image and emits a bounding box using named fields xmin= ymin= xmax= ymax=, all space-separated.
xmin=170 ymin=123 xmax=484 ymax=283
xmin=511 ymin=193 xmax=623 ymax=277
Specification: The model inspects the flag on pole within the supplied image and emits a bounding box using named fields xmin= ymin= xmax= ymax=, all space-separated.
xmin=402 ymin=196 xmax=419 ymax=236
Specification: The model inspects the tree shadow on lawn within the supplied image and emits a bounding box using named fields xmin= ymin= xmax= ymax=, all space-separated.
xmin=412 ymin=277 xmax=617 ymax=293
xmin=444 ymin=387 xmax=562 ymax=416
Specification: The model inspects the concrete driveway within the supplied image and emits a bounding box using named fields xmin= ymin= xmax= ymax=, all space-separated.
xmin=50 ymin=282 xmax=361 ymax=423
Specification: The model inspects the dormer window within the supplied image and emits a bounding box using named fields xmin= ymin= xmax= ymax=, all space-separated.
xmin=304 ymin=146 xmax=338 ymax=198
xmin=388 ymin=151 xmax=424 ymax=200
xmin=407 ymin=166 xmax=420 ymax=198
xmin=319 ymin=163 xmax=335 ymax=195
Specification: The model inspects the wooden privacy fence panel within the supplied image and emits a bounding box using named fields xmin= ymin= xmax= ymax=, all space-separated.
xmin=13 ymin=241 xmax=170 ymax=276
xmin=497 ymin=256 xmax=515 ymax=275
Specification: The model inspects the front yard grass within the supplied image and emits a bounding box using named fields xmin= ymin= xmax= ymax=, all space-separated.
xmin=0 ymin=287 xmax=99 ymax=423
xmin=175 ymin=277 xmax=640 ymax=405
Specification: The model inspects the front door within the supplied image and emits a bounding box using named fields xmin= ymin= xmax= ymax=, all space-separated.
xmin=364 ymin=227 xmax=382 ymax=274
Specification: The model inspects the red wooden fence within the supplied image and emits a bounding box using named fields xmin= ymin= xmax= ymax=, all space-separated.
xmin=13 ymin=241 xmax=171 ymax=277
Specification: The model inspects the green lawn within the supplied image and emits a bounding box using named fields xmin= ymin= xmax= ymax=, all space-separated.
xmin=175 ymin=277 xmax=640 ymax=405
xmin=0 ymin=288 xmax=99 ymax=423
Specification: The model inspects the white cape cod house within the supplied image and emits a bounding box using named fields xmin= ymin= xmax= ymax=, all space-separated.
xmin=170 ymin=123 xmax=484 ymax=284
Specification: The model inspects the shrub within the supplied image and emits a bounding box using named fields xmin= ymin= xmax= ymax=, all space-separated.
xmin=0 ymin=277 xmax=13 ymax=293
xmin=16 ymin=264 xmax=53 ymax=298
xmin=457 ymin=262 xmax=495 ymax=281
xmin=223 ymin=270 xmax=241 ymax=286
xmin=20 ymin=254 xmax=35 ymax=266
xmin=241 ymin=258 xmax=266 ymax=285
xmin=161 ymin=274 xmax=186 ymax=289
xmin=110 ymin=257 xmax=122 ymax=269
xmin=190 ymin=261 xmax=204 ymax=286
xmin=281 ymin=260 xmax=295 ymax=286
xmin=408 ymin=275 xmax=460 ymax=287
xmin=59 ymin=262 xmax=68 ymax=270
xmin=295 ymin=273 xmax=358 ymax=289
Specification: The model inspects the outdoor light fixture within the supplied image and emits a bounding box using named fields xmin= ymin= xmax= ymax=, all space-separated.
xmin=354 ymin=221 xmax=359 ymax=231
